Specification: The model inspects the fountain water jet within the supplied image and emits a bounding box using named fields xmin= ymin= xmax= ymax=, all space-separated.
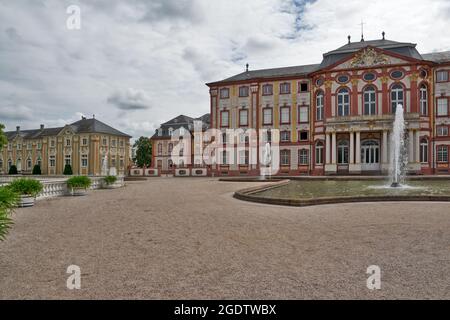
xmin=390 ymin=104 xmax=408 ymax=188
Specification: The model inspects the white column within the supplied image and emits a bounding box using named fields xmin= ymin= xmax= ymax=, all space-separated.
xmin=349 ymin=132 xmax=355 ymax=164
xmin=331 ymin=132 xmax=337 ymax=164
xmin=408 ymin=130 xmax=414 ymax=162
xmin=382 ymin=130 xmax=388 ymax=164
xmin=326 ymin=133 xmax=331 ymax=164
xmin=355 ymin=131 xmax=361 ymax=164
xmin=415 ymin=130 xmax=421 ymax=163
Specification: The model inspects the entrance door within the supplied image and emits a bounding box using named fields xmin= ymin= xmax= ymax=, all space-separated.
xmin=361 ymin=140 xmax=380 ymax=171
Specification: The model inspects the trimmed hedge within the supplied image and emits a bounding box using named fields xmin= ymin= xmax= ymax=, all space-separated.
xmin=63 ymin=164 xmax=73 ymax=175
xmin=8 ymin=165 xmax=18 ymax=175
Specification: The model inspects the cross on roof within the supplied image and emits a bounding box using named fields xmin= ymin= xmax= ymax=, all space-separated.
xmin=359 ymin=19 xmax=366 ymax=42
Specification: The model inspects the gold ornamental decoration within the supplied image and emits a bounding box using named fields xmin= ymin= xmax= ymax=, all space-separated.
xmin=351 ymin=48 xmax=389 ymax=68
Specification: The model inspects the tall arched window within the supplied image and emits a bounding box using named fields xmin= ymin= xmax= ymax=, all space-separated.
xmin=337 ymin=140 xmax=349 ymax=164
xmin=420 ymin=84 xmax=428 ymax=115
xmin=316 ymin=91 xmax=324 ymax=121
xmin=337 ymin=88 xmax=350 ymax=116
xmin=315 ymin=141 xmax=324 ymax=165
xmin=363 ymin=86 xmax=376 ymax=115
xmin=420 ymin=138 xmax=428 ymax=163
xmin=391 ymin=84 xmax=404 ymax=114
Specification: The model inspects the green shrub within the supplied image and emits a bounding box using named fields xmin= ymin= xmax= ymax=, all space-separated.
xmin=0 ymin=187 xmax=19 ymax=241
xmin=32 ymin=164 xmax=42 ymax=175
xmin=63 ymin=164 xmax=73 ymax=175
xmin=8 ymin=165 xmax=18 ymax=175
xmin=67 ymin=176 xmax=91 ymax=189
xmin=104 ymin=175 xmax=117 ymax=185
xmin=8 ymin=178 xmax=44 ymax=197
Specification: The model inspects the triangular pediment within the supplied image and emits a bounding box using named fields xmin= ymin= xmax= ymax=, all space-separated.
xmin=327 ymin=46 xmax=417 ymax=71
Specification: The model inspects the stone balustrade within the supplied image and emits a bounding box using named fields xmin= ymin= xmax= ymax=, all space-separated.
xmin=0 ymin=176 xmax=125 ymax=200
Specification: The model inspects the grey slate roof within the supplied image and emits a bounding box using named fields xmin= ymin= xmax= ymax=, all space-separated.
xmin=5 ymin=117 xmax=131 ymax=140
xmin=208 ymin=38 xmax=448 ymax=85
xmin=151 ymin=113 xmax=211 ymax=139
xmin=207 ymin=64 xmax=320 ymax=85
xmin=422 ymin=51 xmax=450 ymax=63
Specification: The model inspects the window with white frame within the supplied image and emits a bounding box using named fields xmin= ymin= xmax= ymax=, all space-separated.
xmin=280 ymin=106 xmax=290 ymax=124
xmin=82 ymin=138 xmax=88 ymax=146
xmin=280 ymin=131 xmax=290 ymax=142
xmin=111 ymin=140 xmax=116 ymax=147
xmin=239 ymin=109 xmax=248 ymax=126
xmin=65 ymin=154 xmax=71 ymax=165
xmin=66 ymin=139 xmax=71 ymax=146
xmin=391 ymin=84 xmax=404 ymax=114
xmin=27 ymin=158 xmax=32 ymax=169
xmin=420 ymin=139 xmax=428 ymax=163
xmin=239 ymin=86 xmax=249 ymax=97
xmin=262 ymin=84 xmax=273 ymax=95
xmin=420 ymin=84 xmax=428 ymax=115
xmin=221 ymin=111 xmax=229 ymax=127
xmin=81 ymin=154 xmax=88 ymax=167
xmin=337 ymin=140 xmax=349 ymax=164
xmin=239 ymin=150 xmax=249 ymax=165
xmin=49 ymin=156 xmax=56 ymax=167
xmin=280 ymin=150 xmax=290 ymax=165
xmin=299 ymin=106 xmax=309 ymax=123
xmin=316 ymin=91 xmax=324 ymax=121
xmin=437 ymin=146 xmax=448 ymax=162
xmin=437 ymin=70 xmax=449 ymax=82
xmin=263 ymin=108 xmax=273 ymax=125
xmin=437 ymin=98 xmax=448 ymax=116
xmin=315 ymin=142 xmax=324 ymax=164
xmin=280 ymin=82 xmax=291 ymax=94
xmin=437 ymin=126 xmax=448 ymax=136
xmin=363 ymin=86 xmax=376 ymax=115
xmin=222 ymin=151 xmax=228 ymax=165
xmin=299 ymin=149 xmax=309 ymax=165
xmin=337 ymin=88 xmax=350 ymax=116
xmin=158 ymin=143 xmax=162 ymax=155
xmin=220 ymin=88 xmax=230 ymax=99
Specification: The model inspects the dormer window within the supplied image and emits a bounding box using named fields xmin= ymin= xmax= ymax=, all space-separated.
xmin=168 ymin=127 xmax=174 ymax=136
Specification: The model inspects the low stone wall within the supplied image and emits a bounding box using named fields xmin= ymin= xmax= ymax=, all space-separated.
xmin=0 ymin=176 xmax=125 ymax=200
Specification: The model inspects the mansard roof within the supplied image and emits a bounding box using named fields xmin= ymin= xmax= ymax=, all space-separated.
xmin=152 ymin=113 xmax=210 ymax=139
xmin=5 ymin=117 xmax=131 ymax=141
xmin=207 ymin=37 xmax=447 ymax=86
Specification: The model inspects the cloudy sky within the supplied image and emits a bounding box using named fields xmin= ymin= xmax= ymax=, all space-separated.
xmin=1 ymin=0 xmax=450 ymax=139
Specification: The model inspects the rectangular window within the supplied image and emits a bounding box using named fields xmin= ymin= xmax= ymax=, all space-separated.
xmin=111 ymin=140 xmax=116 ymax=147
xmin=262 ymin=84 xmax=273 ymax=96
xmin=298 ymin=149 xmax=309 ymax=165
xmin=299 ymin=106 xmax=309 ymax=123
xmin=437 ymin=70 xmax=449 ymax=82
xmin=263 ymin=108 xmax=273 ymax=125
xmin=51 ymin=140 xmax=55 ymax=147
xmin=280 ymin=83 xmax=291 ymax=94
xmin=103 ymin=138 xmax=108 ymax=145
xmin=280 ymin=106 xmax=290 ymax=124
xmin=239 ymin=109 xmax=248 ymax=126
xmin=315 ymin=144 xmax=324 ymax=165
xmin=120 ymin=157 xmax=124 ymax=168
xmin=66 ymin=139 xmax=71 ymax=146
xmin=420 ymin=140 xmax=428 ymax=163
xmin=239 ymin=150 xmax=249 ymax=165
xmin=50 ymin=156 xmax=56 ymax=167
xmin=437 ymin=98 xmax=448 ymax=116
xmin=239 ymin=86 xmax=249 ymax=97
xmin=220 ymin=88 xmax=230 ymax=99
xmin=81 ymin=154 xmax=88 ymax=167
xmin=299 ymin=83 xmax=308 ymax=93
xmin=280 ymin=131 xmax=290 ymax=142
xmin=280 ymin=150 xmax=290 ymax=166
xmin=437 ymin=126 xmax=449 ymax=136
xmin=222 ymin=151 xmax=228 ymax=165
xmin=299 ymin=131 xmax=308 ymax=141
xmin=120 ymin=140 xmax=124 ymax=147
xmin=82 ymin=138 xmax=88 ymax=145
xmin=65 ymin=155 xmax=71 ymax=166
xmin=437 ymin=146 xmax=448 ymax=163
xmin=221 ymin=111 xmax=229 ymax=127
xmin=111 ymin=157 xmax=116 ymax=167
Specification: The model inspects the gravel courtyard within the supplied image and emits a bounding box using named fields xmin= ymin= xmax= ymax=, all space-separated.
xmin=0 ymin=177 xmax=449 ymax=299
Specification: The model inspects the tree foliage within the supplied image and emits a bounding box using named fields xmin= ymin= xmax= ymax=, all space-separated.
xmin=133 ymin=136 xmax=152 ymax=168
xmin=0 ymin=124 xmax=7 ymax=152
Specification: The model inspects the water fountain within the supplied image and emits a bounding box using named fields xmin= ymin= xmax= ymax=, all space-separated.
xmin=260 ymin=142 xmax=272 ymax=180
xmin=389 ymin=104 xmax=408 ymax=188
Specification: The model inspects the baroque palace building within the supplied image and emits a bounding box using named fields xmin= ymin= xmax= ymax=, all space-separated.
xmin=0 ymin=116 xmax=131 ymax=176
xmin=206 ymin=33 xmax=450 ymax=176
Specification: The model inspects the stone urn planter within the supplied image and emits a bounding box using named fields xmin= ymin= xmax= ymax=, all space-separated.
xmin=18 ymin=195 xmax=36 ymax=207
xmin=102 ymin=175 xmax=120 ymax=189
xmin=7 ymin=178 xmax=43 ymax=208
xmin=66 ymin=176 xmax=92 ymax=197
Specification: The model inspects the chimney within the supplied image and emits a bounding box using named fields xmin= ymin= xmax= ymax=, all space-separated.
xmin=348 ymin=35 xmax=351 ymax=44
xmin=246 ymin=63 xmax=249 ymax=72
xmin=40 ymin=124 xmax=44 ymax=130
xmin=16 ymin=126 xmax=20 ymax=133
